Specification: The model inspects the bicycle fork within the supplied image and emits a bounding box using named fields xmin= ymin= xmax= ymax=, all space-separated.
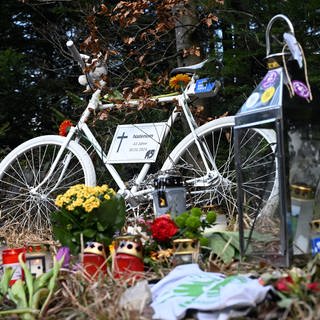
xmin=30 ymin=90 xmax=102 ymax=197
xmin=30 ymin=127 xmax=78 ymax=197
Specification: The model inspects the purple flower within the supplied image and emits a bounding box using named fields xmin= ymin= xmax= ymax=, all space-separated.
xmin=56 ymin=246 xmax=71 ymax=268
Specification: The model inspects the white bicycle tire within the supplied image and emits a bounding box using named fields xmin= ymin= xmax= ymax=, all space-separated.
xmin=161 ymin=115 xmax=278 ymax=219
xmin=0 ymin=135 xmax=96 ymax=233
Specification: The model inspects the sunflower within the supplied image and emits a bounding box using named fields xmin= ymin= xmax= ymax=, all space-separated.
xmin=169 ymin=74 xmax=191 ymax=90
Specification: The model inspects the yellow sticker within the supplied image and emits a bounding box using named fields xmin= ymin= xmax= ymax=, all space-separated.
xmin=261 ymin=86 xmax=275 ymax=104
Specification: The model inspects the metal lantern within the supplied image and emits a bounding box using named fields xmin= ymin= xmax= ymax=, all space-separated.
xmin=114 ymin=235 xmax=144 ymax=279
xmin=290 ymin=184 xmax=315 ymax=254
xmin=153 ymin=170 xmax=186 ymax=217
xmin=172 ymin=238 xmax=199 ymax=266
xmin=234 ymin=14 xmax=320 ymax=267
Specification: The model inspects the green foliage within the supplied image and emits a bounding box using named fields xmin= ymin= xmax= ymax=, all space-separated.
xmin=174 ymin=208 xmax=217 ymax=241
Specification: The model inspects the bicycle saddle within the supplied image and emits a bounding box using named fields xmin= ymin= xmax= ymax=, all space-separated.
xmin=170 ymin=59 xmax=208 ymax=76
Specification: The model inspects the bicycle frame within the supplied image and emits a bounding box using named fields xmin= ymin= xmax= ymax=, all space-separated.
xmin=31 ymin=74 xmax=217 ymax=205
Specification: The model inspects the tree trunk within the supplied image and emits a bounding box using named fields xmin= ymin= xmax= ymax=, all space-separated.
xmin=173 ymin=1 xmax=201 ymax=67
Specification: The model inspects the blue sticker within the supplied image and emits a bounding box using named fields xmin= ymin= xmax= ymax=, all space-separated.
xmin=311 ymin=237 xmax=320 ymax=255
xmin=194 ymin=78 xmax=216 ymax=94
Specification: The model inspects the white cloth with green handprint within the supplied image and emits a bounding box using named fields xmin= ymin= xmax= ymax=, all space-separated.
xmin=150 ymin=264 xmax=271 ymax=320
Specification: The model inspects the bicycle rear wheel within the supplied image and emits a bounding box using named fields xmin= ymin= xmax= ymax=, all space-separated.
xmin=161 ymin=116 xmax=277 ymax=223
xmin=0 ymin=135 xmax=96 ymax=234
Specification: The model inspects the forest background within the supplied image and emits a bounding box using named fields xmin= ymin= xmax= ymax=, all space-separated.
xmin=0 ymin=0 xmax=319 ymax=160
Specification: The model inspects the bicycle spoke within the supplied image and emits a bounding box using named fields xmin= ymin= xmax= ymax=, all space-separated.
xmin=163 ymin=118 xmax=277 ymax=225
xmin=0 ymin=137 xmax=93 ymax=235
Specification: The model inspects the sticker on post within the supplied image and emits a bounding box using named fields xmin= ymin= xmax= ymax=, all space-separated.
xmin=311 ymin=237 xmax=320 ymax=255
xmin=106 ymin=123 xmax=167 ymax=163
xmin=292 ymin=80 xmax=310 ymax=99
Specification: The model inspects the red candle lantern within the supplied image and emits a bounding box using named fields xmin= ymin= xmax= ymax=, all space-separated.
xmin=114 ymin=235 xmax=144 ymax=280
xmin=83 ymin=241 xmax=107 ymax=279
xmin=2 ymin=247 xmax=26 ymax=286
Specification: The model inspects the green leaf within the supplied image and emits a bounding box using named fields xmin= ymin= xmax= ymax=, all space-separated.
xmin=51 ymin=226 xmax=79 ymax=254
xmin=31 ymin=288 xmax=49 ymax=310
xmin=0 ymin=267 xmax=14 ymax=296
xmin=52 ymin=226 xmax=73 ymax=245
xmin=18 ymin=252 xmax=34 ymax=307
xmin=97 ymin=221 xmax=105 ymax=232
xmin=208 ymin=233 xmax=236 ymax=264
xmin=39 ymin=257 xmax=64 ymax=318
xmin=277 ymin=297 xmax=294 ymax=309
xmin=218 ymin=231 xmax=241 ymax=252
xmin=51 ymin=209 xmax=77 ymax=226
xmin=82 ymin=228 xmax=96 ymax=238
xmin=95 ymin=196 xmax=125 ymax=229
xmin=33 ymin=269 xmax=54 ymax=292
xmin=8 ymin=279 xmax=28 ymax=308
xmin=48 ymin=257 xmax=63 ymax=292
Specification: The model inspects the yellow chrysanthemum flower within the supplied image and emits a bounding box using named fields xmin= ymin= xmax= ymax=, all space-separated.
xmin=66 ymin=204 xmax=75 ymax=211
xmin=169 ymin=74 xmax=191 ymax=90
xmin=83 ymin=197 xmax=101 ymax=213
xmin=55 ymin=195 xmax=65 ymax=207
xmin=55 ymin=183 xmax=117 ymax=214
xmin=72 ymin=198 xmax=83 ymax=208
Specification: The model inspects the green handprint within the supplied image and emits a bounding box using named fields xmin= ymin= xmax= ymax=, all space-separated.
xmin=207 ymin=275 xmax=248 ymax=298
xmin=174 ymin=280 xmax=209 ymax=297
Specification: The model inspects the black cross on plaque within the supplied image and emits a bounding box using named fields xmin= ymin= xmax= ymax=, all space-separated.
xmin=116 ymin=131 xmax=128 ymax=152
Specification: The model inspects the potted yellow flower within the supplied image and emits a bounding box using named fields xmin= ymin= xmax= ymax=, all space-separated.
xmin=51 ymin=184 xmax=126 ymax=254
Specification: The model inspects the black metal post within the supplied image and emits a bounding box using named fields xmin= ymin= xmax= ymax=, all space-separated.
xmin=234 ymin=128 xmax=245 ymax=258
xmin=275 ymin=118 xmax=292 ymax=266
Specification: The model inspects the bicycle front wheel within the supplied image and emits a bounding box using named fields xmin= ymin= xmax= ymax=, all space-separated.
xmin=161 ymin=116 xmax=277 ymax=222
xmin=0 ymin=135 xmax=96 ymax=234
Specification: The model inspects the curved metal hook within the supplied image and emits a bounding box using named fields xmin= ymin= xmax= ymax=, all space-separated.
xmin=265 ymin=14 xmax=295 ymax=57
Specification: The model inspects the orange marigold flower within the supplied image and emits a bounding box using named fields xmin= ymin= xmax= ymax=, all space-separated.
xmin=59 ymin=120 xmax=73 ymax=136
xmin=169 ymin=74 xmax=191 ymax=90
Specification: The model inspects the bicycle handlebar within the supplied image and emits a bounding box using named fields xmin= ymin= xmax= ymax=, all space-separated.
xmin=66 ymin=40 xmax=96 ymax=89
